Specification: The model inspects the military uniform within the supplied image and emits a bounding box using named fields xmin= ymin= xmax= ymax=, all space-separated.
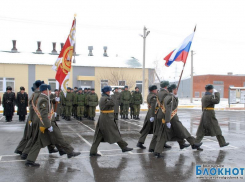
xmin=111 ymin=88 xmax=120 ymax=120
xmin=195 ymin=88 xmax=228 ymax=147
xmin=64 ymin=88 xmax=74 ymax=121
xmin=26 ymin=84 xmax=80 ymax=166
xmin=2 ymin=87 xmax=15 ymax=122
xmin=84 ymin=89 xmax=91 ymax=118
xmin=154 ymin=85 xmax=202 ymax=157
xmin=90 ymin=86 xmax=133 ymax=156
xmin=137 ymin=89 xmax=157 ymax=147
xmin=132 ymin=90 xmax=143 ymax=119
xmin=16 ymin=87 xmax=28 ymax=121
xmin=120 ymin=86 xmax=131 ymax=119
xmin=60 ymin=90 xmax=66 ymax=118
xmin=74 ymin=89 xmax=86 ymax=121
xmin=87 ymin=89 xmax=98 ymax=121
xmin=119 ymin=89 xmax=124 ymax=118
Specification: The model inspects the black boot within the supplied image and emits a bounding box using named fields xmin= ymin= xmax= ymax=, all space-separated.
xmin=49 ymin=148 xmax=59 ymax=154
xmin=59 ymin=150 xmax=67 ymax=156
xmin=123 ymin=115 xmax=125 ymax=119
xmin=25 ymin=160 xmax=40 ymax=167
xmin=14 ymin=150 xmax=22 ymax=155
xmin=137 ymin=142 xmax=146 ymax=149
xmin=67 ymin=116 xmax=71 ymax=121
xmin=179 ymin=143 xmax=191 ymax=149
xmin=125 ymin=115 xmax=129 ymax=119
xmin=90 ymin=153 xmax=101 ymax=157
xmin=67 ymin=151 xmax=81 ymax=158
xmin=164 ymin=143 xmax=172 ymax=148
xmin=220 ymin=143 xmax=229 ymax=147
xmin=137 ymin=115 xmax=140 ymax=120
xmin=122 ymin=147 xmax=133 ymax=152
xmin=21 ymin=153 xmax=28 ymax=160
xmin=192 ymin=142 xmax=203 ymax=150
xmin=154 ymin=152 xmax=164 ymax=158
xmin=148 ymin=149 xmax=154 ymax=153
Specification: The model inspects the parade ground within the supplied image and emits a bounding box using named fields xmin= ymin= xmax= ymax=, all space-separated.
xmin=0 ymin=109 xmax=244 ymax=182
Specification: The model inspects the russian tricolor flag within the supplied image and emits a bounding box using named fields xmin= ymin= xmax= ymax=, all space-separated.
xmin=164 ymin=31 xmax=195 ymax=67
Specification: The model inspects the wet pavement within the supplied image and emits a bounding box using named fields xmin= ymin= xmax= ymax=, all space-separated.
xmin=0 ymin=110 xmax=245 ymax=182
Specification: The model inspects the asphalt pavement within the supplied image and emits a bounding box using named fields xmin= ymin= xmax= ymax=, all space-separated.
xmin=0 ymin=110 xmax=244 ymax=182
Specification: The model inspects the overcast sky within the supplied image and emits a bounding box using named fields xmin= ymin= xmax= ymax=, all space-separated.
xmin=1 ymin=0 xmax=244 ymax=81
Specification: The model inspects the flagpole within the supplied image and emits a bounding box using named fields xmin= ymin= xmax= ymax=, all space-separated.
xmin=177 ymin=25 xmax=196 ymax=91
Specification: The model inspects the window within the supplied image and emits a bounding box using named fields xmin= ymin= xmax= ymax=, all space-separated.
xmin=202 ymin=92 xmax=205 ymax=97
xmin=195 ymin=92 xmax=200 ymax=98
xmin=118 ymin=81 xmax=126 ymax=86
xmin=213 ymin=81 xmax=224 ymax=85
xmin=0 ymin=78 xmax=3 ymax=91
xmin=136 ymin=81 xmax=143 ymax=92
xmin=101 ymin=80 xmax=108 ymax=90
xmin=48 ymin=79 xmax=57 ymax=91
xmin=6 ymin=78 xmax=15 ymax=91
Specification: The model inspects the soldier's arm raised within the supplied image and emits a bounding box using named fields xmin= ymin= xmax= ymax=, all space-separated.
xmin=210 ymin=92 xmax=220 ymax=104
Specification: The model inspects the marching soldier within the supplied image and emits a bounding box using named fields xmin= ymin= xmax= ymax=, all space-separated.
xmin=148 ymin=81 xmax=172 ymax=152
xmin=71 ymin=88 xmax=75 ymax=117
xmin=137 ymin=85 xmax=157 ymax=149
xmin=132 ymin=87 xmax=143 ymax=120
xmin=2 ymin=86 xmax=15 ymax=122
xmin=195 ymin=84 xmax=229 ymax=148
xmin=54 ymin=89 xmax=61 ymax=121
xmin=25 ymin=84 xmax=80 ymax=167
xmin=154 ymin=84 xmax=203 ymax=158
xmin=16 ymin=87 xmax=28 ymax=121
xmin=119 ymin=88 xmax=124 ymax=119
xmin=90 ymin=86 xmax=133 ymax=156
xmin=64 ymin=87 xmax=74 ymax=121
xmin=120 ymin=86 xmax=131 ymax=119
xmin=85 ymin=88 xmax=91 ymax=118
xmin=74 ymin=88 xmax=86 ymax=121
xmin=111 ymin=87 xmax=120 ymax=120
xmin=87 ymin=88 xmax=98 ymax=121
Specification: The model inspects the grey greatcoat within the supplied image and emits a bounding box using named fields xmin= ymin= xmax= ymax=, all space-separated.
xmin=196 ymin=92 xmax=222 ymax=137
xmin=93 ymin=93 xmax=123 ymax=144
xmin=111 ymin=92 xmax=120 ymax=113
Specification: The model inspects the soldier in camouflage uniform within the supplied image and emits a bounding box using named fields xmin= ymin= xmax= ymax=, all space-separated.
xmin=83 ymin=88 xmax=88 ymax=118
xmin=130 ymin=91 xmax=135 ymax=119
xmin=132 ymin=87 xmax=143 ymax=120
xmin=111 ymin=87 xmax=120 ymax=120
xmin=85 ymin=88 xmax=91 ymax=118
xmin=74 ymin=88 xmax=86 ymax=121
xmin=87 ymin=88 xmax=98 ymax=121
xmin=119 ymin=88 xmax=124 ymax=119
xmin=73 ymin=87 xmax=78 ymax=119
xmin=64 ymin=87 xmax=74 ymax=121
xmin=120 ymin=86 xmax=131 ymax=119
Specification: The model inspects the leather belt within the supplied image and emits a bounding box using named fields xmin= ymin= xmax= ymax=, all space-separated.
xmin=101 ymin=110 xmax=114 ymax=113
xmin=204 ymin=107 xmax=214 ymax=110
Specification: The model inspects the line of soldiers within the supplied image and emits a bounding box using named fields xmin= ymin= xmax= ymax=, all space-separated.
xmin=136 ymin=81 xmax=229 ymax=158
xmin=15 ymin=80 xmax=81 ymax=167
xmin=2 ymin=86 xmax=28 ymax=122
xmin=57 ymin=87 xmax=98 ymax=121
xmin=112 ymin=86 xmax=143 ymax=120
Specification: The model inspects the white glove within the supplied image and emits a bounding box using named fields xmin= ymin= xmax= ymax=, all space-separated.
xmin=150 ymin=117 xmax=154 ymax=122
xmin=213 ymin=89 xmax=218 ymax=93
xmin=54 ymin=112 xmax=57 ymax=117
xmin=29 ymin=122 xmax=32 ymax=127
xmin=48 ymin=126 xmax=53 ymax=132
xmin=166 ymin=122 xmax=171 ymax=128
xmin=55 ymin=97 xmax=60 ymax=102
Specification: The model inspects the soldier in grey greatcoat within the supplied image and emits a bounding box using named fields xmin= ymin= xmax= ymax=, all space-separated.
xmin=195 ymin=84 xmax=229 ymax=147
xmin=90 ymin=86 xmax=133 ymax=156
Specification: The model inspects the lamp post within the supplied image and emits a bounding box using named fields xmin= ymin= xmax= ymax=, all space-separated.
xmin=140 ymin=26 xmax=150 ymax=103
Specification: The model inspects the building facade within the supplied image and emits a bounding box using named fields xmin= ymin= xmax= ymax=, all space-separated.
xmin=173 ymin=74 xmax=245 ymax=98
xmin=0 ymin=51 xmax=155 ymax=101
